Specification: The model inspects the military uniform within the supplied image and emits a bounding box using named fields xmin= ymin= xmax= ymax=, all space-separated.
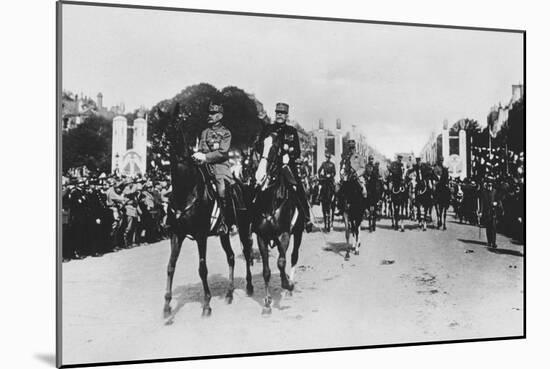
xmin=197 ymin=122 xmax=233 ymax=197
xmin=364 ymin=156 xmax=379 ymax=182
xmin=388 ymin=159 xmax=405 ymax=191
xmin=319 ymin=159 xmax=336 ymax=182
xmin=256 ymin=102 xmax=312 ymax=231
xmin=318 ymin=157 xmax=336 ymax=196
xmin=194 ymin=102 xmax=233 ymax=234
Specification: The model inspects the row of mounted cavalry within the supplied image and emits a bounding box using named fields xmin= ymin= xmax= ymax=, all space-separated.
xmin=158 ymin=105 xmax=463 ymax=319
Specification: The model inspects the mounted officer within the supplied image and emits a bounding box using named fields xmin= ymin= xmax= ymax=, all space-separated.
xmin=340 ymin=141 xmax=367 ymax=196
xmin=318 ymin=152 xmax=336 ymax=194
xmin=364 ymin=154 xmax=379 ymax=182
xmin=388 ymin=154 xmax=405 ymax=191
xmin=191 ymin=101 xmax=233 ymax=234
xmin=256 ymin=102 xmax=313 ymax=232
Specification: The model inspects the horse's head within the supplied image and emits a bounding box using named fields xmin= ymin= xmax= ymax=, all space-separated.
xmin=254 ymin=132 xmax=282 ymax=189
xmin=157 ymin=102 xmax=196 ymax=161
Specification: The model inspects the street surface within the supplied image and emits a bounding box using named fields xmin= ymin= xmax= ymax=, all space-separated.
xmin=62 ymin=207 xmax=524 ymax=365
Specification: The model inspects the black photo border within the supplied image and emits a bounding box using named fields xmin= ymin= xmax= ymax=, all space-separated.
xmin=56 ymin=1 xmax=526 ymax=367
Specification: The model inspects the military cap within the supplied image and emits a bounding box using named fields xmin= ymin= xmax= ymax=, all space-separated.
xmin=397 ymin=154 xmax=403 ymax=159
xmin=275 ymin=102 xmax=289 ymax=113
xmin=368 ymin=155 xmax=374 ymax=160
xmin=208 ymin=102 xmax=224 ymax=114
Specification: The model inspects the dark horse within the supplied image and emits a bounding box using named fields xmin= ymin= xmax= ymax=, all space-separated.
xmin=339 ymin=174 xmax=367 ymax=260
xmin=433 ymin=170 xmax=451 ymax=230
xmin=414 ymin=178 xmax=433 ymax=231
xmin=161 ymin=106 xmax=254 ymax=319
xmin=390 ymin=177 xmax=408 ymax=232
xmin=253 ymin=134 xmax=304 ymax=314
xmin=319 ymin=178 xmax=336 ymax=232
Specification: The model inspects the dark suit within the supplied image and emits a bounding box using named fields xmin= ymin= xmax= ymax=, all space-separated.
xmin=479 ymin=186 xmax=502 ymax=246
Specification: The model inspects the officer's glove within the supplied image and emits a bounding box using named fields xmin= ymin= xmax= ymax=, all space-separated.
xmin=282 ymin=154 xmax=290 ymax=165
xmin=192 ymin=152 xmax=206 ymax=163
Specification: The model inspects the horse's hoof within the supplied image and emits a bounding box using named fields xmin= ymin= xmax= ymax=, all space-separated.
xmin=246 ymin=285 xmax=254 ymax=296
xmin=262 ymin=306 xmax=272 ymax=315
xmin=344 ymin=254 xmax=350 ymax=261
xmin=202 ymin=306 xmax=212 ymax=317
xmin=163 ymin=306 xmax=172 ymax=319
xmin=443 ymin=226 xmax=447 ymax=230
xmin=354 ymin=250 xmax=359 ymax=255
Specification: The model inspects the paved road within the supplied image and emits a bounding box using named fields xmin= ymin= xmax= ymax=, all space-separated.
xmin=61 ymin=207 xmax=524 ymax=366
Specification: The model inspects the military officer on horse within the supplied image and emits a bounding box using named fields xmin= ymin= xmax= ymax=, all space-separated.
xmin=256 ymin=102 xmax=313 ymax=232
xmin=388 ymin=154 xmax=405 ymax=191
xmin=191 ymin=101 xmax=233 ymax=234
xmin=318 ymin=151 xmax=336 ymax=194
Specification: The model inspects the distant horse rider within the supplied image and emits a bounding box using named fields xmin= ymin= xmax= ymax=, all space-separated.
xmin=388 ymin=154 xmax=405 ymax=191
xmin=256 ymin=102 xmax=313 ymax=232
xmin=318 ymin=151 xmax=336 ymax=194
xmin=191 ymin=101 xmax=233 ymax=234
xmin=364 ymin=154 xmax=378 ymax=182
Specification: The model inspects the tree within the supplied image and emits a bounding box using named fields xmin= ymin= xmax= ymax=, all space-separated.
xmin=62 ymin=115 xmax=112 ymax=173
xmin=147 ymin=83 xmax=267 ymax=170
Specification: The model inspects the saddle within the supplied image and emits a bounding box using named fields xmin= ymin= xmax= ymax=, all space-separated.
xmin=197 ymin=164 xmax=247 ymax=211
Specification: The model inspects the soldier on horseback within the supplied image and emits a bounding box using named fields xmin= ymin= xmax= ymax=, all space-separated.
xmin=256 ymin=102 xmax=313 ymax=232
xmin=318 ymin=151 xmax=336 ymax=194
xmin=191 ymin=101 xmax=233 ymax=234
xmin=364 ymin=155 xmax=379 ymax=182
xmin=339 ymin=140 xmax=368 ymax=196
xmin=388 ymin=154 xmax=405 ymax=191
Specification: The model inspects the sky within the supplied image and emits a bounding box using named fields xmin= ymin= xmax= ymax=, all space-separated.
xmin=62 ymin=4 xmax=523 ymax=158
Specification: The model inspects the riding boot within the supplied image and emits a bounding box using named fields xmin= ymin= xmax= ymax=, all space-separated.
xmin=217 ymin=196 xmax=229 ymax=235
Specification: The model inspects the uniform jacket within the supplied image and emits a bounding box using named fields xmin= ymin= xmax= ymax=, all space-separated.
xmin=389 ymin=161 xmax=405 ymax=182
xmin=319 ymin=160 xmax=336 ymax=180
xmin=257 ymin=123 xmax=301 ymax=169
xmin=198 ymin=122 xmax=232 ymax=181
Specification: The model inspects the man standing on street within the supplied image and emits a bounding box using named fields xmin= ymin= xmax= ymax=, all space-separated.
xmin=478 ymin=176 xmax=503 ymax=248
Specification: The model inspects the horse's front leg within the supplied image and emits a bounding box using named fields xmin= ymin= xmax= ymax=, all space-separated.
xmin=237 ymin=214 xmax=254 ymax=296
xmin=277 ymin=232 xmax=293 ymax=292
xmin=343 ymin=212 xmax=351 ymax=260
xmin=196 ymin=234 xmax=212 ymax=317
xmin=219 ymin=233 xmax=235 ymax=304
xmin=257 ymin=235 xmax=272 ymax=314
xmin=289 ymin=229 xmax=303 ymax=287
xmin=443 ymin=207 xmax=447 ymax=230
xmin=164 ymin=233 xmax=183 ymax=318
xmin=354 ymin=220 xmax=361 ymax=255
